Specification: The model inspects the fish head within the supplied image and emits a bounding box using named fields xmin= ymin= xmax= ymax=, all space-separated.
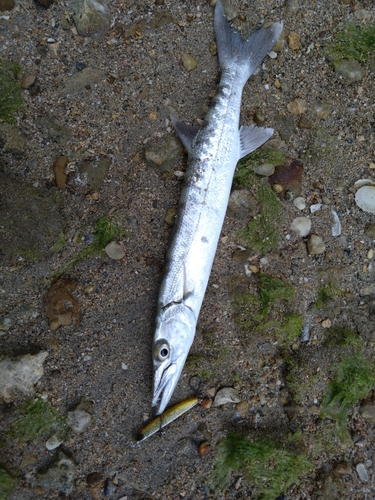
xmin=152 ymin=303 xmax=196 ymax=415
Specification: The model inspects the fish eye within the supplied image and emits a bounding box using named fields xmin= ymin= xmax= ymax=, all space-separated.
xmin=154 ymin=340 xmax=170 ymax=362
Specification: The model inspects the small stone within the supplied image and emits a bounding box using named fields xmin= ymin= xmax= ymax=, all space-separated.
xmin=334 ymin=462 xmax=352 ymax=476
xmin=355 ymin=186 xmax=375 ymax=214
xmin=365 ymin=224 xmax=375 ymax=240
xmin=0 ymin=0 xmax=15 ymax=10
xmin=104 ymin=241 xmax=125 ymax=260
xmin=312 ymin=100 xmax=332 ymax=119
xmin=53 ymin=156 xmax=68 ymax=190
xmin=164 ymin=207 xmax=177 ymax=226
xmin=67 ymin=408 xmax=92 ymax=434
xmin=201 ymin=398 xmax=212 ymax=409
xmin=307 ymin=234 xmax=326 ymax=255
xmin=84 ymin=285 xmax=95 ymax=294
xmin=290 ymin=217 xmax=311 ymax=237
xmin=86 ymin=471 xmax=104 ymax=487
xmin=37 ymin=451 xmax=76 ymax=494
xmin=369 ymin=162 xmax=375 ymax=170
xmin=253 ymin=111 xmax=265 ymax=125
xmin=284 ymin=0 xmax=299 ymax=16
xmin=356 ymin=463 xmax=369 ymax=482
xmin=286 ymin=31 xmax=301 ymax=50
xmin=76 ymin=61 xmax=86 ymax=71
xmin=310 ymin=203 xmax=322 ymax=213
xmin=360 ymin=403 xmax=375 ymax=423
xmin=227 ymin=189 xmax=258 ymax=218
xmin=198 ymin=442 xmax=210 ymax=458
xmin=21 ymin=75 xmax=37 ymax=89
xmin=209 ymin=42 xmax=217 ymax=56
xmin=35 ymin=0 xmax=53 ymax=7
xmin=333 ymin=59 xmax=365 ymax=85
xmin=298 ymin=116 xmax=313 ymax=129
xmin=321 ymin=318 xmax=332 ymax=328
xmin=213 ymin=387 xmax=240 ymax=406
xmin=144 ymin=136 xmax=182 ymax=171
xmin=149 ymin=111 xmax=157 ymax=120
xmin=235 ymin=401 xmax=249 ymax=418
xmin=293 ymin=197 xmax=306 ymax=210
xmin=70 ymin=0 xmax=110 ymax=40
xmin=181 ymin=53 xmax=197 ymax=71
xmin=367 ymin=249 xmax=374 ymax=259
xmin=20 ymin=454 xmax=38 ymax=467
xmin=272 ymin=183 xmax=283 ymax=193
xmin=0 ymin=317 xmax=12 ymax=332
xmin=46 ymin=434 xmax=63 ymax=450
xmin=287 ymin=99 xmax=306 ymax=115
xmin=253 ymin=163 xmax=275 ymax=176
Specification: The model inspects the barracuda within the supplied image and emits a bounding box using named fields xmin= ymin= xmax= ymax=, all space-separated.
xmin=152 ymin=0 xmax=283 ymax=415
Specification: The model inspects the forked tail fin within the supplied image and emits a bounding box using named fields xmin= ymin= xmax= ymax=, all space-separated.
xmin=214 ymin=0 xmax=283 ymax=82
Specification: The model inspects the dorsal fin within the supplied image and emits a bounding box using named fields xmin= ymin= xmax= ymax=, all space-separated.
xmin=170 ymin=114 xmax=200 ymax=152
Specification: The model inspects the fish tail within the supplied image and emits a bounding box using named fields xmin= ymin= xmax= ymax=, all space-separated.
xmin=214 ymin=0 xmax=283 ymax=82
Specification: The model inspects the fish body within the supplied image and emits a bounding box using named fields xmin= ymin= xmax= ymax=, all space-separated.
xmin=152 ymin=0 xmax=283 ymax=415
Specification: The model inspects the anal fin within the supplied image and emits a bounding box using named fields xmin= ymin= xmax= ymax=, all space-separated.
xmin=170 ymin=114 xmax=200 ymax=152
xmin=239 ymin=125 xmax=274 ymax=159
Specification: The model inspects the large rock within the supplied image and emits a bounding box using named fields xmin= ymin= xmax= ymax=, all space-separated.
xmin=0 ymin=351 xmax=48 ymax=402
xmin=0 ymin=174 xmax=64 ymax=261
xmin=68 ymin=0 xmax=110 ymax=41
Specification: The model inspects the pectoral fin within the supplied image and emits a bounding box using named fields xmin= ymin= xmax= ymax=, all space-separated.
xmin=170 ymin=114 xmax=200 ymax=152
xmin=239 ymin=125 xmax=274 ymax=159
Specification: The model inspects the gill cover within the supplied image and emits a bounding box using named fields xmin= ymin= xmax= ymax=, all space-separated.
xmin=152 ymin=303 xmax=196 ymax=415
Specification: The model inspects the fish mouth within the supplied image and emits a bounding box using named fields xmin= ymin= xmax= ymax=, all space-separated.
xmin=152 ymin=361 xmax=184 ymax=415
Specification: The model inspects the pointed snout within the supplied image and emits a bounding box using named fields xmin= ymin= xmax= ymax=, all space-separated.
xmin=152 ymin=356 xmax=188 ymax=415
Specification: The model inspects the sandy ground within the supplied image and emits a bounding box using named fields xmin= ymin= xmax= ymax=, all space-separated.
xmin=1 ymin=0 xmax=375 ymax=498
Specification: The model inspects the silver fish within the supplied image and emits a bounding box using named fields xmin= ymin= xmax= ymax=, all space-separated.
xmin=152 ymin=0 xmax=283 ymax=415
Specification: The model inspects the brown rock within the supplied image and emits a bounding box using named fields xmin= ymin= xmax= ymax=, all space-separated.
xmin=35 ymin=0 xmax=54 ymax=7
xmin=334 ymin=461 xmax=352 ymax=476
xmin=53 ymin=156 xmax=68 ymax=190
xmin=0 ymin=0 xmax=15 ymax=11
xmin=198 ymin=441 xmax=211 ymax=458
xmin=21 ymin=74 xmax=37 ymax=89
xmin=286 ymin=31 xmax=301 ymax=50
xmin=268 ymin=158 xmax=303 ymax=200
xmin=43 ymin=279 xmax=81 ymax=330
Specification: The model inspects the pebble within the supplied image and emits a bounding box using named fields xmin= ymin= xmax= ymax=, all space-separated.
xmin=86 ymin=471 xmax=104 ymax=487
xmin=312 ymin=100 xmax=332 ymax=119
xmin=307 ymin=234 xmax=326 ymax=255
xmin=104 ymin=477 xmax=116 ymax=496
xmin=287 ymin=99 xmax=306 ymax=115
xmin=365 ymin=224 xmax=375 ymax=240
xmin=293 ymin=197 xmax=306 ymax=210
xmin=272 ymin=183 xmax=283 ymax=193
xmin=71 ymin=0 xmax=110 ymax=40
xmin=104 ymin=241 xmax=125 ymax=260
xmin=0 ymin=317 xmax=12 ymax=332
xmin=46 ymin=434 xmax=63 ymax=450
xmin=227 ymin=189 xmax=258 ymax=218
xmin=253 ymin=163 xmax=275 ymax=176
xmin=235 ymin=401 xmax=249 ymax=418
xmin=333 ymin=59 xmax=365 ymax=85
xmin=253 ymin=111 xmax=265 ymax=125
xmin=84 ymin=284 xmax=95 ymax=293
xmin=286 ymin=31 xmax=301 ymax=50
xmin=355 ymin=186 xmax=375 ymax=214
xmin=359 ymin=403 xmax=375 ymax=422
xmin=356 ymin=463 xmax=369 ymax=482
xmin=284 ymin=0 xmax=299 ymax=16
xmin=0 ymin=0 xmax=15 ymax=10
xmin=53 ymin=156 xmax=68 ymax=190
xmin=0 ymin=351 xmax=48 ymax=402
xmin=164 ymin=207 xmax=177 ymax=226
xmin=144 ymin=136 xmax=182 ymax=171
xmin=67 ymin=408 xmax=92 ymax=434
xmin=334 ymin=461 xmax=352 ymax=476
xmin=209 ymin=42 xmax=217 ymax=56
xmin=290 ymin=217 xmax=311 ymax=237
xmin=367 ymin=249 xmax=374 ymax=259
xmin=76 ymin=61 xmax=86 ymax=71
xmin=37 ymin=452 xmax=76 ymax=494
xmin=201 ymin=398 xmax=212 ymax=409
xmin=198 ymin=442 xmax=211 ymax=458
xmin=181 ymin=53 xmax=197 ymax=71
xmin=321 ymin=318 xmax=331 ymax=328
xmin=310 ymin=203 xmax=322 ymax=214
xmin=213 ymin=387 xmax=240 ymax=406
xmin=21 ymin=74 xmax=37 ymax=89
xmin=331 ymin=210 xmax=341 ymax=237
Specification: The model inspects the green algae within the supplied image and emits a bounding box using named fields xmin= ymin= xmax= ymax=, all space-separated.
xmin=315 ymin=283 xmax=341 ymax=310
xmin=323 ymin=326 xmax=363 ymax=349
xmin=325 ymin=22 xmax=375 ymax=63
xmin=210 ymin=430 xmax=312 ymax=497
xmin=0 ymin=468 xmax=17 ymax=500
xmin=9 ymin=398 xmax=65 ymax=443
xmin=234 ymin=150 xmax=286 ymax=187
xmin=321 ymin=354 xmax=375 ymax=427
xmin=0 ymin=60 xmax=22 ymax=124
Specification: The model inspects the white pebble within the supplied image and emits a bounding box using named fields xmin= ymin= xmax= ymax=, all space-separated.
xmin=293 ymin=197 xmax=306 ymax=210
xmin=355 ymin=186 xmax=375 ymax=214
xmin=46 ymin=434 xmax=63 ymax=450
xmin=356 ymin=463 xmax=369 ymax=482
xmin=310 ymin=203 xmax=322 ymax=214
xmin=290 ymin=217 xmax=311 ymax=237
